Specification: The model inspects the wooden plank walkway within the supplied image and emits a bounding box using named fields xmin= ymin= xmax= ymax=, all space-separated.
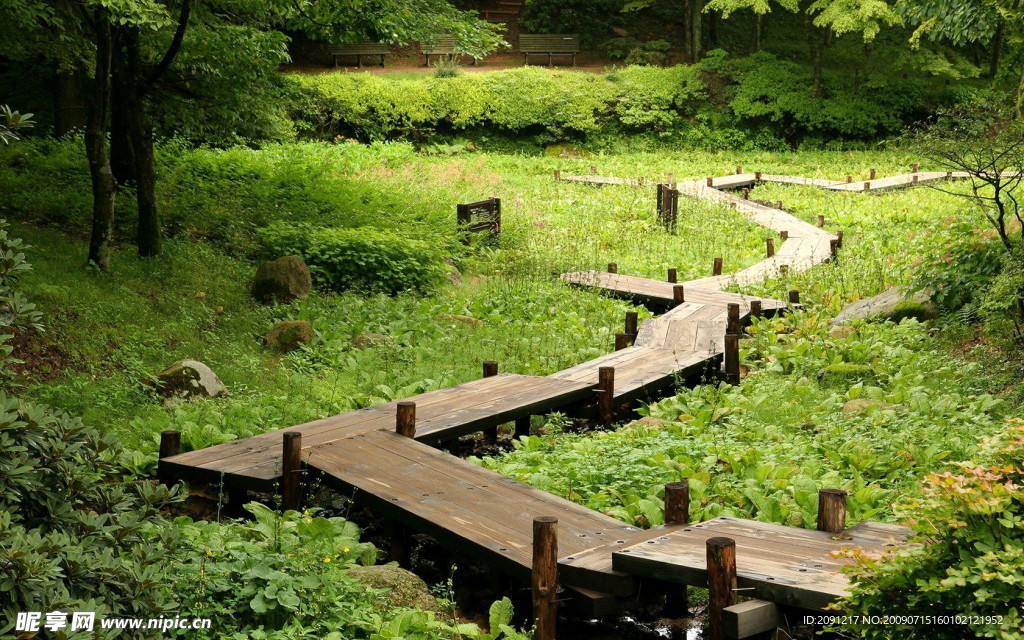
xmin=159 ymin=167 xmax=936 ymax=619
xmin=822 ymin=171 xmax=970 ymax=192
xmin=160 ymin=374 xmax=592 ymax=490
xmin=609 ymin=517 xmax=912 ymax=610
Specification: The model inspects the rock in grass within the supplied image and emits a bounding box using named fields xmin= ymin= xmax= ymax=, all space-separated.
xmin=265 ymin=320 xmax=314 ymax=353
xmin=438 ymin=313 xmax=484 ymax=328
xmin=154 ymin=360 xmax=227 ymax=399
xmin=818 ymin=363 xmax=877 ymax=387
xmin=888 ymin=300 xmax=935 ymax=323
xmin=829 ymin=326 xmax=856 ymax=340
xmin=347 ymin=565 xmax=442 ymax=612
xmin=830 ymin=287 xmax=931 ymax=326
xmin=351 ymin=333 xmax=391 ymax=349
xmin=252 ymin=256 xmax=312 ymax=304
xmin=842 ymin=398 xmax=893 ymax=414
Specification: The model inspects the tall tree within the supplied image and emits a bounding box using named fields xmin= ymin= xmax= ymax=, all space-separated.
xmin=4 ymin=0 xmax=503 ymax=269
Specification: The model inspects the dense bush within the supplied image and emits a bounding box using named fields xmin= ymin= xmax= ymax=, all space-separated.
xmin=841 ymin=421 xmax=1024 ymax=638
xmin=259 ymin=222 xmax=450 ymax=294
xmin=288 ymin=66 xmax=705 ymax=141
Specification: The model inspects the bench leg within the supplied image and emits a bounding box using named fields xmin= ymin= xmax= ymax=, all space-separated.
xmin=379 ymin=54 xmax=385 ymax=67
xmin=548 ymin=53 xmax=552 ymax=67
xmin=424 ymin=54 xmax=430 ymax=66
xmin=573 ymin=53 xmax=577 ymax=67
xmin=357 ymin=55 xmax=362 ymax=69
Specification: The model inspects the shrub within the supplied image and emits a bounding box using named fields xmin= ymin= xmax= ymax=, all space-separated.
xmin=259 ymin=223 xmax=449 ymax=294
xmin=818 ymin=362 xmax=878 ymax=387
xmin=840 ymin=421 xmax=1024 ymax=638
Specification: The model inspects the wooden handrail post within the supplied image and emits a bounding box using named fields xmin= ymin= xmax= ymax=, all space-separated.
xmin=624 ymin=311 xmax=638 ymax=337
xmin=749 ymin=300 xmax=762 ymax=318
xmin=713 ymin=257 xmax=723 ymax=276
xmin=553 ymin=169 xmax=561 ymax=180
xmin=789 ymin=290 xmax=800 ymax=305
xmin=707 ymin=537 xmax=737 ymax=640
xmin=846 ymin=175 xmax=852 ymax=183
xmin=483 ymin=361 xmax=498 ymax=378
xmin=281 ymin=432 xmax=302 ymax=512
xmin=706 ymin=177 xmax=713 ymax=187
xmin=515 ymin=416 xmax=532 ymax=439
xmin=672 ymin=285 xmax=685 ymax=307
xmin=912 ymin=174 xmax=919 ymax=183
xmin=837 ymin=230 xmax=844 ymax=248
xmin=735 ymin=165 xmax=742 ymax=174
xmin=727 ymin=303 xmax=741 ymax=335
xmin=780 ymin=230 xmax=789 ymax=240
xmin=869 ymin=168 xmax=876 ymax=180
xmin=615 ymin=333 xmax=631 ymax=351
xmin=667 ymin=268 xmax=678 ymax=283
xmin=775 ymin=200 xmax=783 ymax=210
xmin=597 ymin=367 xmax=615 ymax=427
xmin=532 ymin=516 xmax=559 ymax=640
xmin=754 ymin=171 xmax=762 ymax=181
xmin=724 ymin=333 xmax=740 ymax=386
xmin=741 ymin=188 xmax=750 ymax=200
xmin=830 ymin=238 xmax=840 ymax=259
xmin=863 ymin=181 xmax=871 ymax=191
xmin=765 ymin=238 xmax=775 ymax=258
xmin=816 ymin=214 xmax=825 ymax=228
xmin=396 ymin=401 xmax=416 ymax=438
xmin=664 ymin=481 xmax=690 ymax=525
xmin=607 ymin=262 xmax=618 ymax=274
xmin=817 ymin=489 xmax=848 ymax=534
xmin=911 ymin=162 xmax=919 ymax=174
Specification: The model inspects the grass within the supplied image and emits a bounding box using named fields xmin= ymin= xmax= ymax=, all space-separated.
xmin=1 ymin=140 xmax=1012 ymax=489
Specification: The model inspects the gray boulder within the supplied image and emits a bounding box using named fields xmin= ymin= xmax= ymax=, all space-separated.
xmin=265 ymin=320 xmax=314 ymax=353
xmin=252 ymin=256 xmax=312 ymax=304
xmin=830 ymin=288 xmax=931 ymax=326
xmin=154 ymin=360 xmax=227 ymax=399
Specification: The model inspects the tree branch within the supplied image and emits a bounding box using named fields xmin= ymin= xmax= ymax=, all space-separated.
xmin=145 ymin=0 xmax=194 ymax=91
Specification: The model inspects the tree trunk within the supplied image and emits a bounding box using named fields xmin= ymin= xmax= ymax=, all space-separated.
xmin=681 ymin=0 xmax=693 ymax=64
xmin=708 ymin=9 xmax=719 ymax=48
xmin=1016 ymin=60 xmax=1024 ymax=119
xmin=110 ymin=57 xmax=136 ymax=186
xmin=86 ymin=16 xmax=116 ymax=271
xmin=690 ymin=0 xmax=703 ymax=62
xmin=989 ymin=22 xmax=1004 ymax=78
xmin=124 ymin=29 xmax=162 ymax=257
xmin=54 ymin=71 xmax=86 ymax=136
xmin=749 ymin=12 xmax=762 ymax=53
xmin=811 ymin=26 xmax=827 ymax=97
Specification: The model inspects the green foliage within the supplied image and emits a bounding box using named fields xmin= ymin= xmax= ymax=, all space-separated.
xmin=889 ymin=300 xmax=932 ymax=323
xmin=819 ymin=362 xmax=878 ymax=387
xmin=259 ymin=223 xmax=449 ymax=295
xmin=840 ymin=422 xmax=1024 ymax=639
xmin=478 ymin=313 xmax=1005 ymax=529
xmin=0 ymin=105 xmax=33 ymax=144
xmin=518 ymin=0 xmax=627 ymax=45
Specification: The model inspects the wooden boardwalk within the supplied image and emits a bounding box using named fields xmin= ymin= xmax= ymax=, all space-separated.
xmin=159 ymin=168 xmax=934 ymax=624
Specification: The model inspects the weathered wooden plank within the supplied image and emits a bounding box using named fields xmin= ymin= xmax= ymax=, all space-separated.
xmin=723 ymin=600 xmax=784 ymax=639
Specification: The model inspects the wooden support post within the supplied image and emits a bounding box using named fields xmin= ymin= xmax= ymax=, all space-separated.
xmin=869 ymin=168 xmax=877 ymax=180
xmin=667 ymin=268 xmax=678 ymax=283
xmin=754 ymin=171 xmax=762 ymax=181
xmin=749 ymin=300 xmax=762 ymax=318
xmin=707 ymin=537 xmax=737 ymax=640
xmin=830 ymin=238 xmax=839 ymax=259
xmin=780 ymin=230 xmax=789 ymax=240
xmin=724 ymin=333 xmax=740 ymax=386
xmin=863 ymin=181 xmax=871 ymax=192
xmin=553 ymin=169 xmax=561 ymax=180
xmin=532 ymin=516 xmax=559 ymax=640
xmin=837 ymin=230 xmax=844 ymax=248
xmin=765 ymin=238 xmax=775 ymax=258
xmin=946 ymin=171 xmax=952 ymax=178
xmin=817 ymin=489 xmax=848 ymax=534
xmin=615 ymin=333 xmax=631 ymax=351
xmin=735 ymin=166 xmax=742 ymax=174
xmin=624 ymin=311 xmax=638 ymax=337
xmin=590 ymin=164 xmax=597 ymax=174
xmin=158 ymin=430 xmax=181 ymax=485
xmin=775 ymin=200 xmax=783 ymax=210
xmin=912 ymin=174 xmax=919 ymax=183
xmin=789 ymin=290 xmax=800 ymax=305
xmin=727 ymin=303 xmax=741 ymax=335
xmin=713 ymin=257 xmax=723 ymax=276
xmin=281 ymin=432 xmax=302 ymax=512
xmin=911 ymin=162 xmax=919 ymax=173
xmin=706 ymin=177 xmax=713 ymax=187
xmin=159 ymin=430 xmax=181 ymax=460
xmin=396 ymin=401 xmax=416 ymax=438
xmin=846 ymin=175 xmax=852 ymax=183
xmin=741 ymin=188 xmax=749 ymax=200
xmin=673 ymin=285 xmax=685 ymax=307
xmin=665 ymin=481 xmax=690 ymax=525
xmin=389 ymin=521 xmax=411 ymax=568
xmin=597 ymin=367 xmax=615 ymax=427
xmin=483 ymin=361 xmax=498 ymax=378
xmin=515 ymin=416 xmax=531 ymax=439
xmin=607 ymin=262 xmax=618 ymax=274
xmin=816 ymin=214 xmax=825 ymax=227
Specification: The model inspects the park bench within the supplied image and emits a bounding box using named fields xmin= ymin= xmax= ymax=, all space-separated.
xmin=329 ymin=42 xmax=389 ymax=68
xmin=518 ymin=34 xmax=580 ymax=67
xmin=421 ymin=37 xmax=478 ymax=66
